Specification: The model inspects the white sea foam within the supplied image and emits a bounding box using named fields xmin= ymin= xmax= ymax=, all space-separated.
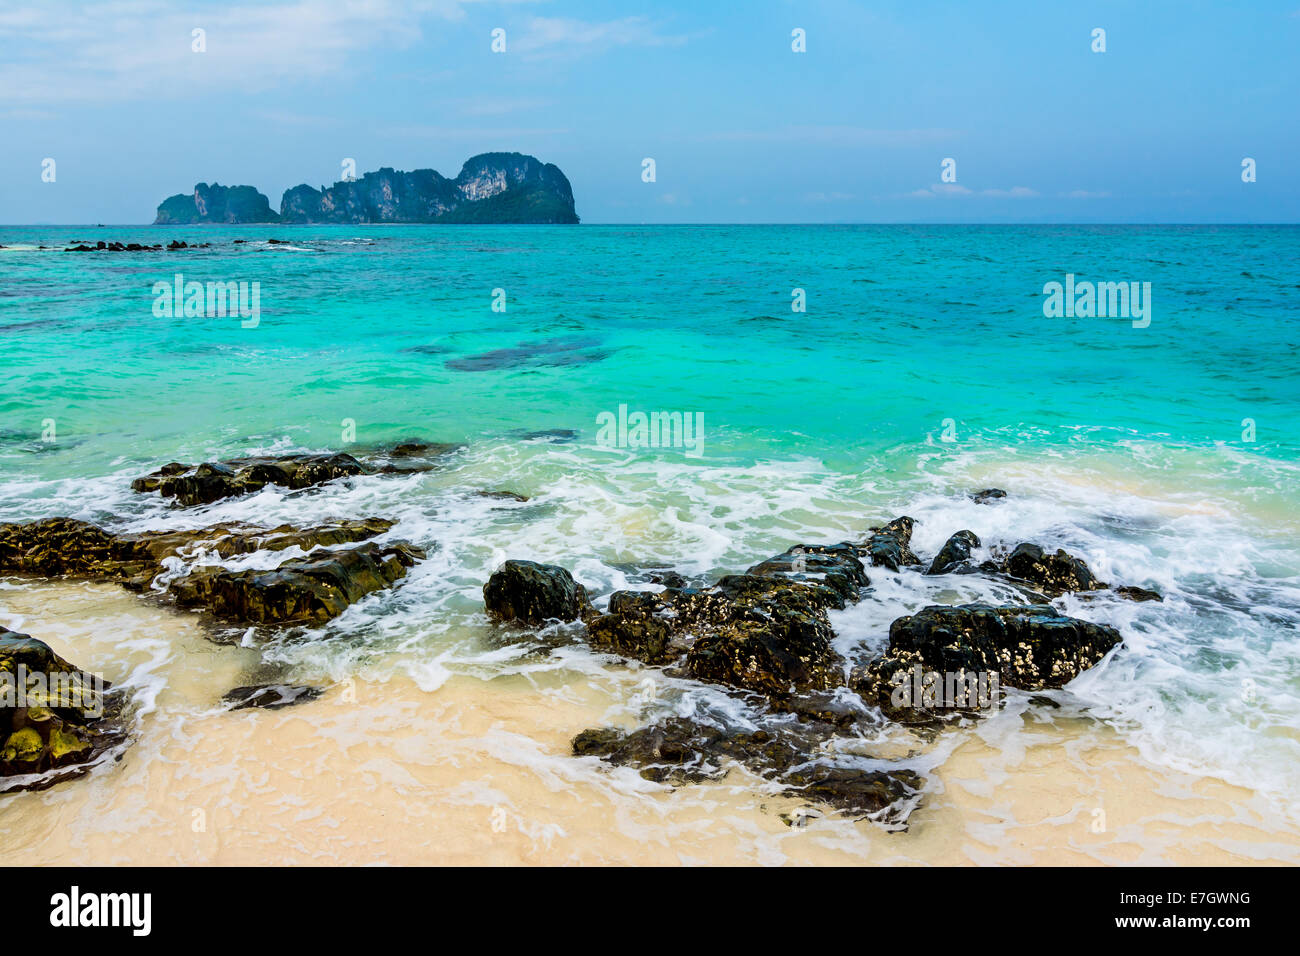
xmin=2 ymin=433 xmax=1298 ymax=833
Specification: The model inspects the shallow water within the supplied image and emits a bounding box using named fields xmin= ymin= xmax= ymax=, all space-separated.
xmin=1 ymin=225 xmax=1298 ymax=863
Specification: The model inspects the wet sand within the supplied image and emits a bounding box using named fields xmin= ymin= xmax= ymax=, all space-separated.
xmin=2 ymin=579 xmax=1297 ymax=866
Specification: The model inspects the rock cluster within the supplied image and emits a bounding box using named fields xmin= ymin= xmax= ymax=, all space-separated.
xmin=483 ymin=497 xmax=1148 ymax=826
xmin=63 ymin=240 xmax=212 ymax=252
xmin=131 ymin=446 xmax=451 ymax=507
xmin=0 ymin=515 xmax=422 ymax=626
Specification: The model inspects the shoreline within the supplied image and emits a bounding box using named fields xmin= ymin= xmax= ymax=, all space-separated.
xmin=2 ymin=578 xmax=1297 ymax=866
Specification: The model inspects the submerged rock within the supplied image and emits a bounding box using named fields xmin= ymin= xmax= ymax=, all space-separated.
xmin=387 ymin=441 xmax=459 ymax=458
xmin=0 ymin=517 xmax=135 ymax=579
xmin=222 ymin=684 xmax=323 ymax=710
xmin=132 ymin=453 xmax=373 ymax=506
xmin=488 ymin=544 xmax=865 ymax=698
xmin=0 ymin=516 xmax=395 ymax=585
xmin=926 ymin=530 xmax=981 ymax=575
xmin=585 ymin=591 xmax=682 ymax=664
xmin=1114 ymin=585 xmax=1164 ymax=603
xmin=971 ymin=488 xmax=1007 ymax=504
xmin=475 ymin=490 xmax=530 ymax=502
xmin=171 ymin=541 xmax=423 ymax=625
xmin=646 ymin=569 xmax=689 ymax=589
xmin=571 ymin=717 xmax=920 ymax=825
xmin=582 ymin=544 xmax=866 ymax=696
xmin=1001 ymin=542 xmax=1104 ymax=596
xmin=746 ymin=542 xmax=870 ymax=606
xmin=0 ymin=516 xmax=421 ymax=626
xmin=683 ymin=575 xmax=845 ymax=696
xmin=483 ymin=560 xmax=594 ymax=626
xmin=0 ymin=627 xmax=126 ymax=791
xmin=863 ymin=516 xmax=922 ymax=571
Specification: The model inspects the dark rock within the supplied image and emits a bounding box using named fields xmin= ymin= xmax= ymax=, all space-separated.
xmin=0 ymin=517 xmax=135 ymax=578
xmin=571 ymin=717 xmax=920 ymax=824
xmin=607 ymin=564 xmax=692 ymax=590
xmin=647 ymin=570 xmax=688 ymax=589
xmin=855 ymin=603 xmax=1122 ymax=716
xmin=577 ymin=544 xmax=861 ymax=696
xmin=1002 ymin=542 xmax=1104 ymax=596
xmin=1114 ymin=585 xmax=1164 ymax=603
xmin=685 ymin=597 xmax=843 ymax=696
xmin=0 ymin=627 xmax=126 ymax=791
xmin=784 ymin=763 xmax=923 ymax=820
xmin=680 ymin=570 xmax=850 ymax=695
xmin=514 ymin=428 xmax=580 ymax=443
xmin=971 ymin=488 xmax=1007 ymax=504
xmin=863 ymin=516 xmax=921 ymax=571
xmin=133 ymin=453 xmax=373 ymax=506
xmin=585 ymin=591 xmax=681 ymax=664
xmin=0 ymin=516 xmax=395 ymax=587
xmin=770 ymin=690 xmax=868 ymax=728
xmin=133 ymin=449 xmax=458 ymax=505
xmin=746 ymin=542 xmax=869 ymax=607
xmin=0 ymin=517 xmax=418 ymax=625
xmin=483 ymin=560 xmax=594 ymax=626
xmin=926 ymin=530 xmax=981 ymax=575
xmin=387 ymin=441 xmax=461 ymax=459
xmin=222 ymin=684 xmax=322 ymax=710
xmin=170 ymin=540 xmax=423 ymax=625
xmin=476 ymin=490 xmax=529 ymax=502
xmin=571 ymin=718 xmax=800 ymax=784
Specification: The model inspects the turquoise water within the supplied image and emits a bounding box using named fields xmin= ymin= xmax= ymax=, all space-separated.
xmin=3 ymin=225 xmax=1297 ymax=474
xmin=2 ymin=225 xmax=1299 ymax=832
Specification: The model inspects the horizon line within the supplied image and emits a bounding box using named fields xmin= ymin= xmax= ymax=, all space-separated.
xmin=4 ymin=221 xmax=1299 ymax=228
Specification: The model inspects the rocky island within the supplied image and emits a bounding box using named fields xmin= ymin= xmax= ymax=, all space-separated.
xmin=154 ymin=183 xmax=280 ymax=224
xmin=153 ymin=152 xmax=578 ymax=225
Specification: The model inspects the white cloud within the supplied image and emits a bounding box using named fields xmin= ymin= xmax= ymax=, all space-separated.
xmin=1063 ymin=189 xmax=1112 ymax=199
xmin=908 ymin=184 xmax=972 ymax=198
xmin=0 ymin=0 xmax=536 ymax=103
xmin=513 ymin=16 xmax=695 ymax=56
xmin=906 ymin=184 xmax=1037 ymax=199
xmin=982 ymin=186 xmax=1039 ymax=198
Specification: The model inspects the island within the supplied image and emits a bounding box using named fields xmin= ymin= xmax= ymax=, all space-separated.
xmin=153 ymin=152 xmax=578 ymax=225
xmin=154 ymin=183 xmax=279 ymax=224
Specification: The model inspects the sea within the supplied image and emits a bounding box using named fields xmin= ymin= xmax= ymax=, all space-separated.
xmin=1 ymin=224 xmax=1297 ymax=864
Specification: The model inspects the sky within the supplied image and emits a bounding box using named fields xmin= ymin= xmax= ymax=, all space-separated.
xmin=1 ymin=0 xmax=1297 ymax=224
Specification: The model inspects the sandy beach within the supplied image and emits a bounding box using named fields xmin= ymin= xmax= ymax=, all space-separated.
xmin=3 ymin=578 xmax=1294 ymax=867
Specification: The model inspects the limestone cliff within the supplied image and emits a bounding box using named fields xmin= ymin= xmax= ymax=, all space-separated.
xmin=153 ymin=153 xmax=578 ymax=225
xmin=154 ymin=183 xmax=280 ymax=224
xmin=279 ymin=153 xmax=578 ymax=224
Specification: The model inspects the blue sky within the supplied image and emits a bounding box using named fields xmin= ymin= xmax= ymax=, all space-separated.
xmin=1 ymin=0 xmax=1297 ymax=223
